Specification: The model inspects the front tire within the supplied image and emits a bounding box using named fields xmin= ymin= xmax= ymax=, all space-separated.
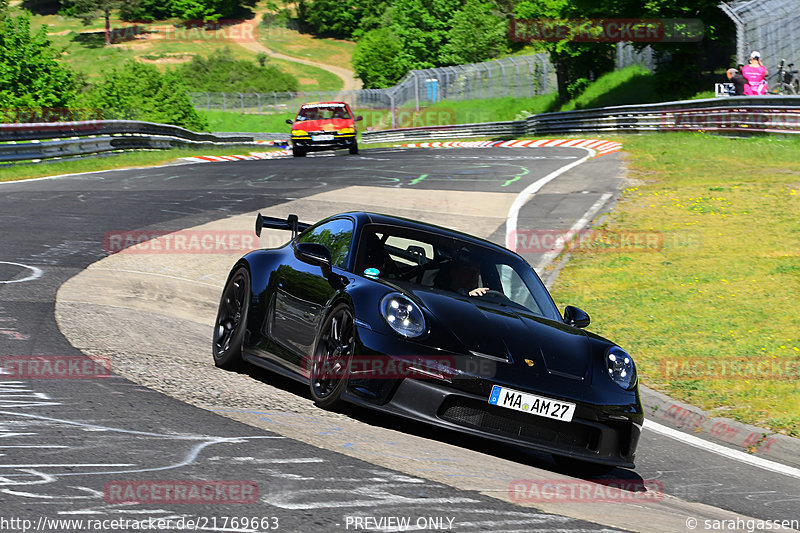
xmin=310 ymin=303 xmax=354 ymax=409
xmin=293 ymin=147 xmax=306 ymax=157
xmin=349 ymin=141 xmax=358 ymax=155
xmin=212 ymin=267 xmax=250 ymax=369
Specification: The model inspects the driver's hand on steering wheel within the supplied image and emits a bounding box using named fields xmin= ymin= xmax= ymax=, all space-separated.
xmin=468 ymin=287 xmax=490 ymax=297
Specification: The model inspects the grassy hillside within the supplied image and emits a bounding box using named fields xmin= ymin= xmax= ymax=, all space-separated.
xmin=21 ymin=4 xmax=351 ymax=91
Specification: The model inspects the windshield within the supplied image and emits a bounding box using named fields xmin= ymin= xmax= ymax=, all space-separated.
xmin=355 ymin=224 xmax=562 ymax=321
xmin=296 ymin=104 xmax=351 ymax=121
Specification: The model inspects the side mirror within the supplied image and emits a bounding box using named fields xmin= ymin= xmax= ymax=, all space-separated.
xmin=355 ymin=115 xmax=363 ymax=122
xmin=563 ymin=305 xmax=590 ymax=328
xmin=285 ymin=119 xmax=294 ymax=125
xmin=294 ymin=242 xmax=331 ymax=268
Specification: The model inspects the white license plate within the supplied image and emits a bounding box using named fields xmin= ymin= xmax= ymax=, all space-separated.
xmin=488 ymin=385 xmax=576 ymax=422
xmin=312 ymin=134 xmax=334 ymax=141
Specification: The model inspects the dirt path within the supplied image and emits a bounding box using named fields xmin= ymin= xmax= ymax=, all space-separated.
xmin=233 ymin=19 xmax=362 ymax=92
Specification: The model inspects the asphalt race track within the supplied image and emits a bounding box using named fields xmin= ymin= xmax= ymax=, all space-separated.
xmin=0 ymin=147 xmax=798 ymax=533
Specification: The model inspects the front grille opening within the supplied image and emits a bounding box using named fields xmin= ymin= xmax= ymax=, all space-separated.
xmin=438 ymin=396 xmax=600 ymax=452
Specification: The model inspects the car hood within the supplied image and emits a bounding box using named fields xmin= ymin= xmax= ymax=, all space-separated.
xmin=293 ymin=118 xmax=354 ymax=132
xmin=404 ymin=286 xmax=592 ymax=380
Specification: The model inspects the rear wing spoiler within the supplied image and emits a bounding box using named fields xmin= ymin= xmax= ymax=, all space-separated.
xmin=255 ymin=213 xmax=311 ymax=239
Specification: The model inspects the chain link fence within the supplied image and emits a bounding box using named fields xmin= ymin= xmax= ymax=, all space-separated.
xmin=719 ymin=0 xmax=800 ymax=77
xmin=188 ymin=48 xmax=663 ymax=128
xmin=616 ymin=43 xmax=656 ymax=71
xmin=188 ymin=53 xmax=555 ymax=128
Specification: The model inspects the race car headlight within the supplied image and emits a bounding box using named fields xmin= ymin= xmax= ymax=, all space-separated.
xmin=606 ymin=346 xmax=636 ymax=389
xmin=380 ymin=293 xmax=425 ymax=338
xmin=292 ymin=130 xmax=308 ymax=136
xmin=337 ymin=127 xmax=355 ymax=135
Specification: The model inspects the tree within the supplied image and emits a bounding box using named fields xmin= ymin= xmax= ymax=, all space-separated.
xmin=0 ymin=7 xmax=78 ymax=120
xmin=352 ymin=27 xmax=407 ymax=88
xmin=63 ymin=0 xmax=135 ymax=46
xmin=440 ymin=0 xmax=507 ymax=65
xmin=390 ymin=0 xmax=464 ymax=70
xmin=618 ymin=0 xmax=735 ymax=95
xmin=119 ymin=0 xmax=172 ymax=22
xmin=295 ymin=0 xmax=390 ymax=39
xmin=296 ymin=0 xmax=357 ymax=38
xmin=515 ymin=0 xmax=615 ymax=102
xmin=81 ymin=60 xmax=207 ymax=130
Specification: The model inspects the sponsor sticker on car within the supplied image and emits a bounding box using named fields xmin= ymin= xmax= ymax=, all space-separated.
xmin=489 ymin=385 xmax=576 ymax=422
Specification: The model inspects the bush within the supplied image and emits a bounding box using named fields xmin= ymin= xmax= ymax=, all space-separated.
xmin=173 ymin=48 xmax=298 ymax=92
xmin=0 ymin=8 xmax=78 ymax=119
xmin=80 ymin=60 xmax=208 ymax=131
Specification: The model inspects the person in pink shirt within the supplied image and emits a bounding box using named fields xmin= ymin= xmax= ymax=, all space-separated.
xmin=742 ymin=51 xmax=769 ymax=95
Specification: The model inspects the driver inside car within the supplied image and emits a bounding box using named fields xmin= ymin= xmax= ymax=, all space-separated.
xmin=443 ymin=259 xmax=491 ymax=297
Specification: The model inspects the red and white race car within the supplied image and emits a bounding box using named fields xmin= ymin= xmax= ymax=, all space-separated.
xmin=286 ymin=101 xmax=362 ymax=157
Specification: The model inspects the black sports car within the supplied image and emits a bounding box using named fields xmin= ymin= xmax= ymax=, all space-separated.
xmin=213 ymin=212 xmax=643 ymax=471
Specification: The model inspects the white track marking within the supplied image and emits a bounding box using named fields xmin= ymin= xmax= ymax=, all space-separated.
xmin=644 ymin=419 xmax=800 ymax=480
xmin=0 ymin=262 xmax=43 ymax=284
xmin=505 ymin=148 xmax=596 ymax=253
xmin=534 ymin=192 xmax=612 ymax=272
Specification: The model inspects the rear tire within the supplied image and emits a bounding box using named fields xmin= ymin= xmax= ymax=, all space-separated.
xmin=310 ymin=304 xmax=354 ymax=409
xmin=212 ymin=267 xmax=250 ymax=370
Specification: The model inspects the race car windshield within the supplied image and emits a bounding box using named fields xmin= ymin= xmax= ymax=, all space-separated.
xmin=356 ymin=224 xmax=561 ymax=321
xmin=296 ymin=105 xmax=351 ymax=121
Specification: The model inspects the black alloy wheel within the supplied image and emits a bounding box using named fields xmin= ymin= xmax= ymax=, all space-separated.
xmin=310 ymin=303 xmax=354 ymax=409
xmin=212 ymin=267 xmax=250 ymax=369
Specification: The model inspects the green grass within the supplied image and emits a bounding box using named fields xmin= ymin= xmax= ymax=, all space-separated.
xmin=267 ymin=56 xmax=343 ymax=91
xmin=403 ymin=95 xmax=560 ymax=124
xmin=560 ymin=65 xmax=658 ymax=111
xmin=202 ymin=94 xmax=561 ymax=133
xmin=0 ymin=145 xmax=279 ymax=182
xmin=258 ymin=26 xmax=356 ymax=69
xmin=24 ymin=7 xmax=344 ymax=91
xmin=202 ymin=110 xmax=294 ymax=133
xmin=549 ymin=132 xmax=800 ymax=437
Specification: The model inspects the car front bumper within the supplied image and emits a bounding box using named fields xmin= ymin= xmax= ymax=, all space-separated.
xmin=292 ymin=134 xmax=356 ymax=152
xmin=344 ymin=326 xmax=642 ymax=468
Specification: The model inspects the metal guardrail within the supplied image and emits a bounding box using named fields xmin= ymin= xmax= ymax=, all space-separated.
xmin=360 ymin=121 xmax=526 ymax=144
xmin=361 ymin=96 xmax=800 ymax=143
xmin=0 ymin=120 xmax=259 ymax=163
xmin=4 ymin=97 xmax=799 ymax=162
xmin=0 ymin=119 xmax=254 ymax=143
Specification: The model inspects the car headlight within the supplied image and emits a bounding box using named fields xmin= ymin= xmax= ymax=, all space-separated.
xmin=606 ymin=346 xmax=636 ymax=389
xmin=338 ymin=127 xmax=355 ymax=135
xmin=380 ymin=293 xmax=425 ymax=338
xmin=292 ymin=130 xmax=308 ymax=136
